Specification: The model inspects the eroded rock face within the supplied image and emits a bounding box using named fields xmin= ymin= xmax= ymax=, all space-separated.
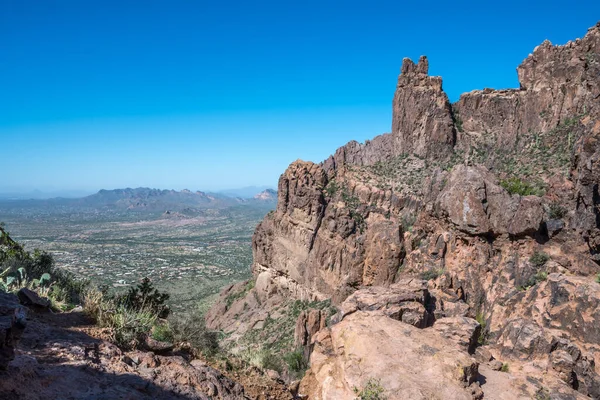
xmin=392 ymin=56 xmax=456 ymax=159
xmin=455 ymin=23 xmax=600 ymax=152
xmin=435 ymin=165 xmax=544 ymax=237
xmin=338 ymin=278 xmax=432 ymax=328
xmin=207 ymin=22 xmax=600 ymax=399
xmin=299 ymin=311 xmax=479 ymax=400
xmin=252 ymin=160 xmax=407 ymax=303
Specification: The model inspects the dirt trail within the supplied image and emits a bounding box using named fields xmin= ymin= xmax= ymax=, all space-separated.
xmin=0 ymin=308 xmax=248 ymax=400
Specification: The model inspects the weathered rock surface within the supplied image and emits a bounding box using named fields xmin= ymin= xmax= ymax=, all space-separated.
xmin=0 ymin=292 xmax=26 ymax=370
xmin=17 ymin=287 xmax=51 ymax=308
xmin=392 ymin=56 xmax=456 ymax=159
xmin=0 ymin=310 xmax=248 ymax=400
xmin=299 ymin=311 xmax=479 ymax=400
xmin=432 ymin=317 xmax=481 ymax=354
xmin=206 ymin=21 xmax=600 ymax=399
xmin=338 ymin=278 xmax=432 ymax=328
xmin=436 ymin=164 xmax=544 ymax=237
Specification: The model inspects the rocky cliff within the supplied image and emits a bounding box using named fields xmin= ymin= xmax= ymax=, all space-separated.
xmin=208 ymin=22 xmax=600 ymax=399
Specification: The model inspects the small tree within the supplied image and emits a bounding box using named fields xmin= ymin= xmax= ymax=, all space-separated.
xmin=118 ymin=277 xmax=170 ymax=318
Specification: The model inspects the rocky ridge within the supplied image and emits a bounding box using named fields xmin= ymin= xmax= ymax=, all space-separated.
xmin=208 ymin=22 xmax=600 ymax=399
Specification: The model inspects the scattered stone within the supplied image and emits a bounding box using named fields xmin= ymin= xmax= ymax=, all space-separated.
xmin=17 ymin=288 xmax=50 ymax=308
xmin=144 ymin=336 xmax=174 ymax=354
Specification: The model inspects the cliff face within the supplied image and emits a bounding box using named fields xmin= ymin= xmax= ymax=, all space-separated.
xmin=208 ymin=22 xmax=600 ymax=399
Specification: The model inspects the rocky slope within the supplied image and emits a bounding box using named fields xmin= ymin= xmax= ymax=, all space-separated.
xmin=0 ymin=293 xmax=247 ymax=400
xmin=208 ymin=22 xmax=600 ymax=399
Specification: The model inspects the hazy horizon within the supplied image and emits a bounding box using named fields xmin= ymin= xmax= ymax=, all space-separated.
xmin=0 ymin=184 xmax=277 ymax=199
xmin=2 ymin=1 xmax=599 ymax=192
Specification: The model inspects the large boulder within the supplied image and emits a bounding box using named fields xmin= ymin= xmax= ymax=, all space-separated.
xmin=338 ymin=278 xmax=432 ymax=328
xmin=436 ymin=165 xmax=543 ymax=236
xmin=299 ymin=311 xmax=479 ymax=400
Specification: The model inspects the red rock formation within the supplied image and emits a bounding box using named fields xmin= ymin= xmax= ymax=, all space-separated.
xmin=209 ymin=22 xmax=600 ymax=399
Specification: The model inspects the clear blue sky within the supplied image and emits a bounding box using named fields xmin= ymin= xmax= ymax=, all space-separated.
xmin=1 ymin=1 xmax=598 ymax=193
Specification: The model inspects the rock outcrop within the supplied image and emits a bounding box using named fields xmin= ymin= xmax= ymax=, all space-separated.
xmin=208 ymin=22 xmax=600 ymax=399
xmin=392 ymin=56 xmax=456 ymax=159
xmin=300 ymin=311 xmax=480 ymax=400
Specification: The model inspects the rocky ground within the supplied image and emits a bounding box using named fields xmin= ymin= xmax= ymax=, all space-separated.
xmin=0 ymin=290 xmax=294 ymax=400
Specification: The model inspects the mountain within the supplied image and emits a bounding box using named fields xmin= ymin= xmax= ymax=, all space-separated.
xmin=253 ymin=189 xmax=277 ymax=201
xmin=218 ymin=186 xmax=276 ymax=199
xmin=207 ymin=22 xmax=600 ymax=399
xmin=78 ymin=187 xmax=233 ymax=210
xmin=0 ymin=187 xmax=277 ymax=212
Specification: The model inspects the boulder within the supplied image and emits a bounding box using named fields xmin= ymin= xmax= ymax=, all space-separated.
xmin=432 ymin=317 xmax=481 ymax=354
xmin=339 ymin=279 xmax=432 ymax=328
xmin=300 ymin=311 xmax=479 ymax=400
xmin=436 ymin=165 xmax=543 ymax=236
xmin=17 ymin=288 xmax=50 ymax=308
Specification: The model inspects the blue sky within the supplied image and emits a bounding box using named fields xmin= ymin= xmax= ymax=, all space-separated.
xmin=1 ymin=1 xmax=599 ymax=193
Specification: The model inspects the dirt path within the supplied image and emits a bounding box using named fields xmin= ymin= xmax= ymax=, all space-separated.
xmin=0 ymin=308 xmax=247 ymax=400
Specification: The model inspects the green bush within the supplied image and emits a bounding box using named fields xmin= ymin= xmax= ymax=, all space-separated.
xmin=519 ymin=270 xmax=548 ymax=291
xmin=151 ymin=322 xmax=174 ymax=342
xmin=353 ymin=378 xmax=387 ymax=400
xmin=109 ymin=305 xmax=158 ymax=348
xmin=83 ymin=280 xmax=171 ymax=350
xmin=284 ymin=348 xmax=308 ymax=373
xmin=501 ymin=363 xmax=509 ymax=373
xmin=530 ymin=252 xmax=550 ymax=267
xmin=169 ymin=311 xmax=220 ymax=357
xmin=420 ymin=268 xmax=443 ymax=281
xmin=0 ymin=227 xmax=88 ymax=308
xmin=475 ymin=312 xmax=488 ymax=345
xmin=500 ymin=177 xmax=544 ymax=196
xmin=117 ymin=277 xmax=170 ymax=318
xmin=547 ymin=202 xmax=567 ymax=219
xmin=595 ymin=274 xmax=600 ymax=284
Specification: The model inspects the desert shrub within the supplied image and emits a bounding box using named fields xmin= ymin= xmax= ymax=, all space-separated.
xmin=520 ymin=270 xmax=548 ymax=291
xmin=401 ymin=214 xmax=416 ymax=232
xmin=325 ymin=179 xmax=339 ymax=197
xmin=284 ymin=348 xmax=308 ymax=373
xmin=169 ymin=311 xmax=220 ymax=357
xmin=109 ymin=305 xmax=158 ymax=348
xmin=151 ymin=322 xmax=174 ymax=342
xmin=475 ymin=312 xmax=488 ymax=345
xmin=501 ymin=363 xmax=509 ymax=373
xmin=596 ymin=274 xmax=600 ymax=284
xmin=83 ymin=280 xmax=171 ymax=349
xmin=353 ymin=378 xmax=387 ymax=400
xmin=500 ymin=177 xmax=544 ymax=196
xmin=530 ymin=252 xmax=550 ymax=267
xmin=547 ymin=202 xmax=567 ymax=219
xmin=420 ymin=268 xmax=444 ymax=281
xmin=116 ymin=277 xmax=170 ymax=318
xmin=242 ymin=348 xmax=282 ymax=372
xmin=0 ymin=228 xmax=88 ymax=307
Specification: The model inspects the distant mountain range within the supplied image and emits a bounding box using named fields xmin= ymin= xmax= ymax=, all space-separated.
xmin=0 ymin=187 xmax=277 ymax=212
